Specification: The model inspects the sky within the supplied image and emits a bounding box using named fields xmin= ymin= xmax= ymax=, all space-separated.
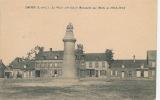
xmin=0 ymin=0 xmax=157 ymax=65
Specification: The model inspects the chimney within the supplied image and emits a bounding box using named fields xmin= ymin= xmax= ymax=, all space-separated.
xmin=133 ymin=55 xmax=135 ymax=63
xmin=50 ymin=48 xmax=52 ymax=51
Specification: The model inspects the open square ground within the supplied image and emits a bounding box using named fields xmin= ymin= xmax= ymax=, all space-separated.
xmin=0 ymin=79 xmax=156 ymax=100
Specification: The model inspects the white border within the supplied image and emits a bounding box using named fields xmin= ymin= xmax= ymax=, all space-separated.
xmin=156 ymin=0 xmax=159 ymax=100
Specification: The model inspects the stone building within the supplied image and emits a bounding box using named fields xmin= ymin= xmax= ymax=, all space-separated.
xmin=78 ymin=53 xmax=108 ymax=78
xmin=35 ymin=50 xmax=63 ymax=78
xmin=147 ymin=50 xmax=156 ymax=79
xmin=5 ymin=58 xmax=35 ymax=78
xmin=110 ymin=59 xmax=148 ymax=79
xmin=35 ymin=50 xmax=108 ymax=78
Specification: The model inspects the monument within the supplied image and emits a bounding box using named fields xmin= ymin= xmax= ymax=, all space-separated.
xmin=62 ymin=23 xmax=77 ymax=79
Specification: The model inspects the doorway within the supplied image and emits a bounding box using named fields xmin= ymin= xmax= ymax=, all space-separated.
xmin=122 ymin=71 xmax=124 ymax=78
xmin=96 ymin=70 xmax=98 ymax=77
xmin=86 ymin=69 xmax=95 ymax=77
xmin=35 ymin=70 xmax=40 ymax=77
xmin=5 ymin=72 xmax=12 ymax=78
xmin=54 ymin=70 xmax=57 ymax=77
xmin=141 ymin=71 xmax=144 ymax=77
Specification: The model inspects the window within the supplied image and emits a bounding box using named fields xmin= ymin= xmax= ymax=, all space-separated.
xmin=59 ymin=62 xmax=63 ymax=67
xmin=141 ymin=65 xmax=144 ymax=69
xmin=144 ymin=71 xmax=148 ymax=77
xmin=102 ymin=62 xmax=105 ymax=68
xmin=112 ymin=71 xmax=116 ymax=75
xmin=136 ymin=71 xmax=141 ymax=77
xmin=24 ymin=65 xmax=27 ymax=69
xmin=58 ymin=70 xmax=62 ymax=75
xmin=54 ymin=62 xmax=58 ymax=67
xmin=81 ymin=62 xmax=84 ymax=66
xmin=44 ymin=62 xmax=48 ymax=67
xmin=111 ymin=70 xmax=117 ymax=76
xmin=95 ymin=62 xmax=99 ymax=68
xmin=111 ymin=71 xmax=113 ymax=75
xmin=49 ymin=63 xmax=53 ymax=67
xmin=30 ymin=71 xmax=33 ymax=76
xmin=115 ymin=71 xmax=118 ymax=76
xmin=41 ymin=63 xmax=44 ymax=67
xmin=128 ymin=71 xmax=132 ymax=76
xmin=43 ymin=55 xmax=46 ymax=59
xmin=152 ymin=62 xmax=156 ymax=67
xmin=86 ymin=70 xmax=90 ymax=75
xmin=122 ymin=65 xmax=125 ymax=68
xmin=100 ymin=70 xmax=106 ymax=76
xmin=55 ymin=56 xmax=58 ymax=59
xmin=96 ymin=56 xmax=100 ymax=60
xmin=89 ymin=62 xmax=92 ymax=68
xmin=27 ymin=71 xmax=29 ymax=76
xmin=152 ymin=71 xmax=155 ymax=76
xmin=36 ymin=63 xmax=40 ymax=68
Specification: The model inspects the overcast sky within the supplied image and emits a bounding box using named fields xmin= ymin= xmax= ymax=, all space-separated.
xmin=0 ymin=0 xmax=157 ymax=65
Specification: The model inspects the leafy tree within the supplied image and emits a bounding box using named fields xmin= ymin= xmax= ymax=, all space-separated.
xmin=75 ymin=44 xmax=84 ymax=77
xmin=25 ymin=45 xmax=44 ymax=60
xmin=105 ymin=49 xmax=114 ymax=81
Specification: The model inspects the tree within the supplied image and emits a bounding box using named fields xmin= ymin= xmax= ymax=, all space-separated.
xmin=25 ymin=45 xmax=44 ymax=60
xmin=105 ymin=49 xmax=114 ymax=81
xmin=75 ymin=44 xmax=84 ymax=77
xmin=26 ymin=52 xmax=32 ymax=60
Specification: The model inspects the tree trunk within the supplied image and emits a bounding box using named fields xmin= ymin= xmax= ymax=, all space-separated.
xmin=107 ymin=64 xmax=110 ymax=82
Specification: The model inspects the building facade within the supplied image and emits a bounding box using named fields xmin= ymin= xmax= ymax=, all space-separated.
xmin=110 ymin=59 xmax=148 ymax=79
xmin=78 ymin=53 xmax=108 ymax=78
xmin=147 ymin=50 xmax=156 ymax=79
xmin=35 ymin=50 xmax=63 ymax=78
xmin=5 ymin=58 xmax=35 ymax=79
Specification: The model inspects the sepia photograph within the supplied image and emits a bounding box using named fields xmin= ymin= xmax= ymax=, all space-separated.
xmin=0 ymin=0 xmax=157 ymax=100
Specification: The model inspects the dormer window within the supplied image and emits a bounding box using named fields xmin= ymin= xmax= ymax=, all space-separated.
xmin=81 ymin=62 xmax=84 ymax=66
xmin=24 ymin=65 xmax=27 ymax=69
xmin=96 ymin=55 xmax=100 ymax=60
xmin=11 ymin=65 xmax=13 ymax=68
xmin=55 ymin=55 xmax=58 ymax=59
xmin=141 ymin=65 xmax=144 ymax=69
xmin=122 ymin=65 xmax=125 ymax=68
xmin=43 ymin=55 xmax=46 ymax=59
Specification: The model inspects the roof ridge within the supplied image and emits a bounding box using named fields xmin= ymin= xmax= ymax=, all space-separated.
xmin=84 ymin=53 xmax=105 ymax=54
xmin=114 ymin=59 xmax=146 ymax=60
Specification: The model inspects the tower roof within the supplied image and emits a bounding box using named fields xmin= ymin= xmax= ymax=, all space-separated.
xmin=63 ymin=23 xmax=76 ymax=42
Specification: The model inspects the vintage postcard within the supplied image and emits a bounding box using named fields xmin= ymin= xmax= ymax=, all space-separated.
xmin=0 ymin=0 xmax=157 ymax=100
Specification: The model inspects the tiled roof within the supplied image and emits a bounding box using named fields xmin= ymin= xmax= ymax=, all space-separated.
xmin=84 ymin=53 xmax=106 ymax=61
xmin=36 ymin=50 xmax=106 ymax=61
xmin=8 ymin=58 xmax=35 ymax=70
xmin=111 ymin=59 xmax=147 ymax=68
xmin=147 ymin=50 xmax=156 ymax=61
xmin=36 ymin=51 xmax=64 ymax=60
